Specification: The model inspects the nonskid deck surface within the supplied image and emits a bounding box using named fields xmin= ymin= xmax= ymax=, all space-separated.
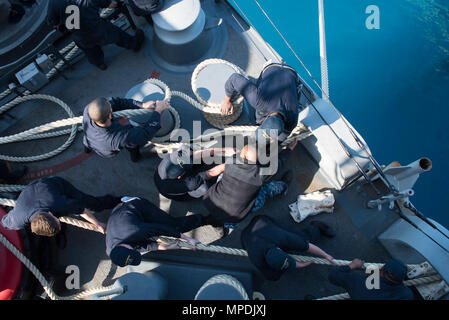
xmin=0 ymin=1 xmax=392 ymax=299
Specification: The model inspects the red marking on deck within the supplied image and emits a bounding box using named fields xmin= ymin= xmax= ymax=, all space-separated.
xmin=149 ymin=69 xmax=160 ymax=79
xmin=20 ymin=152 xmax=94 ymax=183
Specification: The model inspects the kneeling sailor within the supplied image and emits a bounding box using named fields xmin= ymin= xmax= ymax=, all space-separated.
xmin=106 ymin=197 xmax=215 ymax=267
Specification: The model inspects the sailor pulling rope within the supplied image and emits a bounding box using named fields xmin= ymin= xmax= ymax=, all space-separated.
xmin=0 ymin=58 xmax=440 ymax=300
xmin=0 ymin=206 xmax=442 ymax=300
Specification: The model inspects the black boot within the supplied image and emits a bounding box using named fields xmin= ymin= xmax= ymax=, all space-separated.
xmin=84 ymin=145 xmax=93 ymax=154
xmin=132 ymin=29 xmax=145 ymax=52
xmin=128 ymin=147 xmax=142 ymax=162
xmin=96 ymin=63 xmax=108 ymax=71
xmin=310 ymin=221 xmax=336 ymax=238
xmin=280 ymin=170 xmax=293 ymax=186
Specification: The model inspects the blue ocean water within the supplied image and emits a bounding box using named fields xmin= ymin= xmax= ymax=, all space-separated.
xmin=230 ymin=0 xmax=449 ymax=228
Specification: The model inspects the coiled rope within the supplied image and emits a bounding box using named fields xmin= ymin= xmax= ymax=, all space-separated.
xmin=0 ymin=57 xmax=309 ymax=164
xmin=194 ymin=274 xmax=249 ymax=300
xmin=0 ymin=58 xmax=321 ymax=300
xmin=0 ymin=94 xmax=78 ymax=163
xmin=0 ymin=79 xmax=180 ymax=162
xmin=191 ymin=58 xmax=246 ymax=128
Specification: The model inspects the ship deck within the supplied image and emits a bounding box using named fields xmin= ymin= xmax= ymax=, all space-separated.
xmin=0 ymin=0 xmax=395 ymax=300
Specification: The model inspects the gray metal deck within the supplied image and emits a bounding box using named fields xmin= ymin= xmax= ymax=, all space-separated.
xmin=0 ymin=0 xmax=394 ymax=300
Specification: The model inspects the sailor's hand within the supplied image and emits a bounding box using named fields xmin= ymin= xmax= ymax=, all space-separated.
xmin=288 ymin=140 xmax=298 ymax=151
xmin=165 ymin=241 xmax=181 ymax=250
xmin=97 ymin=222 xmax=107 ymax=234
xmin=220 ymin=97 xmax=233 ymax=115
xmin=325 ymin=254 xmax=336 ymax=265
xmin=183 ymin=236 xmax=200 ymax=250
xmin=296 ymin=261 xmax=314 ymax=269
xmin=348 ymin=258 xmax=365 ymax=270
xmin=142 ymin=100 xmax=156 ymax=109
xmin=222 ymin=147 xmax=236 ymax=157
xmin=155 ymin=100 xmax=169 ymax=114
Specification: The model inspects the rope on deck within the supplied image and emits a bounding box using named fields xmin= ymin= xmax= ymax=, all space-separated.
xmin=191 ymin=59 xmax=246 ymax=128
xmin=0 ymin=94 xmax=78 ymax=163
xmin=0 ymin=232 xmax=122 ymax=300
xmin=0 ymin=202 xmax=425 ymax=271
xmin=0 ymin=79 xmax=179 ymax=162
xmin=0 ymin=57 xmax=310 ymax=164
xmin=194 ymin=274 xmax=249 ymax=300
xmin=0 ymin=200 xmax=444 ymax=300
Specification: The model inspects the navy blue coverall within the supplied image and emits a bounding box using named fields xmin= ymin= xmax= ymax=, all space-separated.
xmin=328 ymin=266 xmax=415 ymax=300
xmin=105 ymin=197 xmax=206 ymax=256
xmin=241 ymin=215 xmax=321 ymax=281
xmin=47 ymin=0 xmax=138 ymax=66
xmin=224 ymin=64 xmax=300 ymax=142
xmin=82 ymin=97 xmax=161 ymax=158
xmin=1 ymin=176 xmax=119 ymax=230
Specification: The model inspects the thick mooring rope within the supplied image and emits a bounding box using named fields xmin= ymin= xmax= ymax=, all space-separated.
xmin=0 ymin=58 xmax=309 ymax=164
xmin=0 ymin=59 xmax=329 ymax=300
xmin=0 ymin=94 xmax=78 ymax=163
xmin=0 ymin=199 xmax=428 ymax=271
xmin=191 ymin=58 xmax=246 ymax=128
xmin=0 ymin=79 xmax=180 ymax=162
xmin=0 ymin=199 xmax=443 ymax=300
xmin=0 ymin=232 xmax=121 ymax=300
xmin=194 ymin=274 xmax=249 ymax=300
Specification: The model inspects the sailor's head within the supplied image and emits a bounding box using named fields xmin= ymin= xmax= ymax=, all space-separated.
xmin=30 ymin=212 xmax=61 ymax=236
xmin=88 ymin=98 xmax=112 ymax=126
xmin=239 ymin=139 xmax=258 ymax=163
xmin=238 ymin=137 xmax=276 ymax=165
xmin=264 ymin=247 xmax=296 ymax=272
xmin=110 ymin=244 xmax=142 ymax=267
xmin=381 ymin=258 xmax=408 ymax=284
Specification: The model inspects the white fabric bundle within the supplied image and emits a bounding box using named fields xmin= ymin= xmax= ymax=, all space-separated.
xmin=289 ymin=190 xmax=335 ymax=223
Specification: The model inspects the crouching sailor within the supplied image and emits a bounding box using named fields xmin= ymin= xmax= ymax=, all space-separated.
xmin=154 ymin=146 xmax=236 ymax=201
xmin=202 ymin=140 xmax=296 ymax=232
xmin=241 ymin=215 xmax=336 ymax=281
xmin=221 ymin=62 xmax=300 ymax=144
xmin=106 ymin=197 xmax=215 ymax=267
xmin=328 ymin=258 xmax=415 ymax=300
xmin=83 ymin=97 xmax=168 ymax=162
xmin=1 ymin=176 xmax=120 ymax=239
